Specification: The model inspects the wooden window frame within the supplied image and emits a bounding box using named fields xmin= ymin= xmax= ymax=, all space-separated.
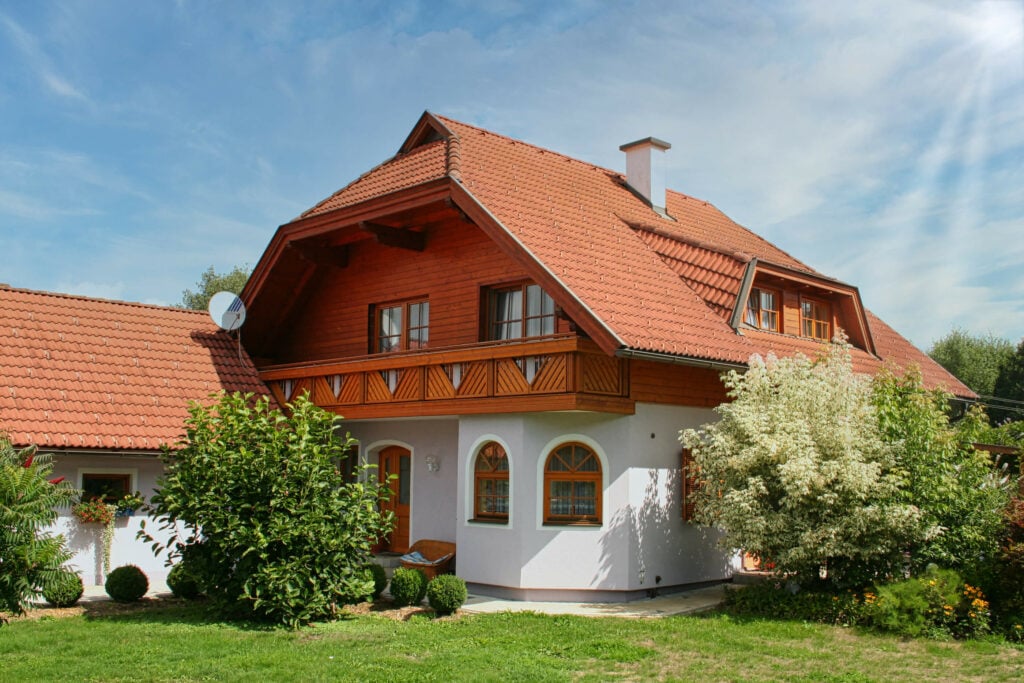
xmin=745 ymin=287 xmax=781 ymax=332
xmin=543 ymin=442 xmax=602 ymax=526
xmin=800 ymin=296 xmax=832 ymax=341
xmin=372 ymin=297 xmax=429 ymax=353
xmin=80 ymin=472 xmax=131 ymax=505
xmin=485 ymin=281 xmax=556 ymax=342
xmin=473 ymin=442 xmax=510 ymax=523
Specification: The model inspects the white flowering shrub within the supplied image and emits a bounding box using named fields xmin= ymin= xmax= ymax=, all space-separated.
xmin=681 ymin=343 xmax=921 ymax=587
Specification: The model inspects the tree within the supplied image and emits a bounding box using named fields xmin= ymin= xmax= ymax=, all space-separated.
xmin=680 ymin=344 xmax=921 ymax=588
xmin=873 ymin=370 xmax=1011 ymax=580
xmin=681 ymin=343 xmax=1015 ymax=589
xmin=142 ymin=392 xmax=393 ymax=627
xmin=180 ymin=264 xmax=251 ymax=311
xmin=928 ymin=329 xmax=1013 ymax=399
xmin=0 ymin=437 xmax=77 ymax=621
xmin=992 ymin=339 xmax=1024 ymax=424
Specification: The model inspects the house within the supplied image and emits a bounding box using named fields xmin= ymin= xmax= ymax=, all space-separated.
xmin=240 ymin=112 xmax=972 ymax=601
xmin=0 ymin=286 xmax=267 ymax=586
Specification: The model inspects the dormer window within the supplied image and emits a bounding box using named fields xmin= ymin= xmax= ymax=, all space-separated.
xmin=374 ymin=299 xmax=429 ymax=353
xmin=801 ymin=298 xmax=831 ymax=341
xmin=487 ymin=283 xmax=555 ymax=341
xmin=745 ymin=288 xmax=779 ymax=332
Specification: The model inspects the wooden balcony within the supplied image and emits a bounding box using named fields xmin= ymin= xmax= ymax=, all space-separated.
xmin=258 ymin=336 xmax=634 ymax=419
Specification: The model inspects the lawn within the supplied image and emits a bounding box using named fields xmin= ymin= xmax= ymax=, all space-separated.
xmin=2 ymin=601 xmax=1021 ymax=682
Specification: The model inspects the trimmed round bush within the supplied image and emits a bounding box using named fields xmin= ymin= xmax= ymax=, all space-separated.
xmin=167 ymin=562 xmax=201 ymax=600
xmin=389 ymin=567 xmax=427 ymax=607
xmin=368 ymin=563 xmax=388 ymax=600
xmin=427 ymin=574 xmax=467 ymax=615
xmin=105 ymin=564 xmax=149 ymax=603
xmin=43 ymin=570 xmax=84 ymax=607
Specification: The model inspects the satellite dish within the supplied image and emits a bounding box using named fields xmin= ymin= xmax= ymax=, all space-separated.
xmin=208 ymin=291 xmax=246 ymax=331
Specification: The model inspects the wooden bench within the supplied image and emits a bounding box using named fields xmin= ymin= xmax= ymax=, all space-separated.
xmin=399 ymin=539 xmax=456 ymax=580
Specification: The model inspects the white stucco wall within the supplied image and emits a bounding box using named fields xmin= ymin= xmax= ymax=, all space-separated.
xmin=47 ymin=454 xmax=170 ymax=587
xmin=343 ymin=418 xmax=460 ymax=544
xmin=456 ymin=403 xmax=732 ymax=596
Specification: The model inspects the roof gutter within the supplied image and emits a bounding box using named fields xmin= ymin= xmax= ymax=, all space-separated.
xmin=614 ymin=347 xmax=747 ymax=372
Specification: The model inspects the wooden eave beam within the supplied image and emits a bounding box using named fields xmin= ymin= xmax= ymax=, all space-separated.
xmin=359 ymin=222 xmax=425 ymax=251
xmin=289 ymin=241 xmax=349 ymax=269
xmin=241 ymin=178 xmax=450 ymax=305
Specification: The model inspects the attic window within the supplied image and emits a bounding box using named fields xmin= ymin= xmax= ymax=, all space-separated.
xmin=745 ymin=288 xmax=779 ymax=332
xmin=801 ymin=298 xmax=831 ymax=341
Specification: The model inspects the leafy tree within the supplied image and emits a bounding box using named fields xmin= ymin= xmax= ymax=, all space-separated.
xmin=681 ymin=343 xmax=1015 ymax=589
xmin=992 ymin=339 xmax=1024 ymax=424
xmin=142 ymin=392 xmax=393 ymax=627
xmin=680 ymin=344 xmax=921 ymax=588
xmin=0 ymin=437 xmax=77 ymax=621
xmin=928 ymin=329 xmax=1013 ymax=399
xmin=180 ymin=264 xmax=251 ymax=311
xmin=873 ymin=370 xmax=1011 ymax=580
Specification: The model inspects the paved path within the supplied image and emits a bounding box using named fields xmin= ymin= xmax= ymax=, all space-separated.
xmin=461 ymin=584 xmax=727 ymax=618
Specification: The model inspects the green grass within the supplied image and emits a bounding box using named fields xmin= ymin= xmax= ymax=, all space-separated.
xmin=2 ymin=604 xmax=1022 ymax=682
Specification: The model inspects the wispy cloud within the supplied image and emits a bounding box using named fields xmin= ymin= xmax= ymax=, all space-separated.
xmin=0 ymin=12 xmax=89 ymax=103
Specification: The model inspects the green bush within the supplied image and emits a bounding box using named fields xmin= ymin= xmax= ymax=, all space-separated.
xmin=389 ymin=567 xmax=427 ymax=607
xmin=724 ymin=581 xmax=866 ymax=627
xmin=864 ymin=566 xmax=990 ymax=639
xmin=105 ymin=565 xmax=148 ymax=603
xmin=166 ymin=562 xmax=201 ymax=600
xmin=142 ymin=392 xmax=394 ymax=627
xmin=0 ymin=438 xmax=76 ymax=620
xmin=368 ymin=564 xmax=387 ymax=600
xmin=426 ymin=574 xmax=467 ymax=615
xmin=42 ymin=571 xmax=83 ymax=608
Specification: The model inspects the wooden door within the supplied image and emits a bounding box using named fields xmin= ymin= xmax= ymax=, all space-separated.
xmin=379 ymin=446 xmax=411 ymax=553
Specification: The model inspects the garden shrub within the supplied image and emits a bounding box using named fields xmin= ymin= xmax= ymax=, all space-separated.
xmin=724 ymin=581 xmax=866 ymax=627
xmin=865 ymin=566 xmax=990 ymax=639
xmin=426 ymin=574 xmax=467 ymax=615
xmin=368 ymin=563 xmax=387 ymax=600
xmin=0 ymin=438 xmax=76 ymax=621
xmin=142 ymin=392 xmax=393 ymax=627
xmin=42 ymin=570 xmax=84 ymax=608
xmin=105 ymin=565 xmax=149 ymax=603
xmin=166 ymin=562 xmax=201 ymax=600
xmin=389 ymin=567 xmax=427 ymax=607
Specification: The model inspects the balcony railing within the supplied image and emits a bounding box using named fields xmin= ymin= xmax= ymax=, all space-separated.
xmin=258 ymin=336 xmax=632 ymax=418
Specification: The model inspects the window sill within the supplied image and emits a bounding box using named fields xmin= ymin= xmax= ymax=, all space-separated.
xmin=469 ymin=517 xmax=509 ymax=525
xmin=543 ymin=521 xmax=601 ymax=528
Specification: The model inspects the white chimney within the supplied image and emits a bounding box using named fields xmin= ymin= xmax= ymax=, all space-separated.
xmin=620 ymin=137 xmax=671 ymax=215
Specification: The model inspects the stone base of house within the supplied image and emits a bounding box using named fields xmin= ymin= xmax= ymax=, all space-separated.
xmin=465 ymin=578 xmax=730 ymax=604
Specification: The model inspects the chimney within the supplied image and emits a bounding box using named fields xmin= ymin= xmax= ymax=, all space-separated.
xmin=620 ymin=137 xmax=671 ymax=215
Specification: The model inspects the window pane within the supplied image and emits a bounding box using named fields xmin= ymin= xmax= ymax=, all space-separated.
xmin=526 ymin=284 xmax=542 ymax=317
xmin=745 ymin=294 xmax=759 ymax=326
xmin=574 ymin=481 xmax=597 ymax=515
xmin=398 ymin=456 xmax=410 ymax=505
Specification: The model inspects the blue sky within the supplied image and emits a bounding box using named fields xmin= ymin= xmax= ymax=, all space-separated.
xmin=1 ymin=0 xmax=1021 ymax=350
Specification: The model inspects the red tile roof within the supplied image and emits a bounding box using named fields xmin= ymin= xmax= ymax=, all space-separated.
xmin=0 ymin=287 xmax=268 ymax=451
xmin=264 ymin=112 xmax=971 ymax=396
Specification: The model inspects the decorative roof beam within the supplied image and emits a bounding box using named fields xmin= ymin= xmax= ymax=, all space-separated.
xmin=359 ymin=222 xmax=425 ymax=252
xmin=288 ymin=241 xmax=349 ymax=269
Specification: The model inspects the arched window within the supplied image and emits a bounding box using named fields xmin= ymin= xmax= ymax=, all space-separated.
xmin=543 ymin=442 xmax=601 ymax=525
xmin=474 ymin=442 xmax=509 ymax=522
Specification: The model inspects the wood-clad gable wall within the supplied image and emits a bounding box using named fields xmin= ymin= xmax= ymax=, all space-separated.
xmin=275 ymin=216 xmax=572 ymax=364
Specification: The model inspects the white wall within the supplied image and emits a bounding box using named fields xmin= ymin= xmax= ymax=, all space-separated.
xmin=47 ymin=454 xmax=170 ymax=587
xmin=456 ymin=403 xmax=733 ymax=596
xmin=343 ymin=418 xmax=460 ymax=544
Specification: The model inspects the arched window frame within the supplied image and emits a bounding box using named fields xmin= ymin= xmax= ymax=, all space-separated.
xmin=472 ymin=441 xmax=510 ymax=523
xmin=542 ymin=441 xmax=603 ymax=526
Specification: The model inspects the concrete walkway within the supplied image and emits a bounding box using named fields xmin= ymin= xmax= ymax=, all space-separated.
xmin=78 ymin=581 xmax=727 ymax=618
xmin=461 ymin=584 xmax=728 ymax=618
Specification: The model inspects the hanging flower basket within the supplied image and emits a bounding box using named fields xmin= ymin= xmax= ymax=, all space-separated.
xmin=72 ymin=498 xmax=116 ymax=525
